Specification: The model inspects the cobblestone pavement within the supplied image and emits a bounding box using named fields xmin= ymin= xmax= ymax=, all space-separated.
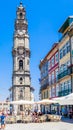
xmin=5 ymin=122 xmax=73 ymax=130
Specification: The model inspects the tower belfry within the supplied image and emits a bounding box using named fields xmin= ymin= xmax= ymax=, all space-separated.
xmin=12 ymin=2 xmax=31 ymax=111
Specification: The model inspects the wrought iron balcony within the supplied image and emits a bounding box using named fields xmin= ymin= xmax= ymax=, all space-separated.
xmin=40 ymin=83 xmax=49 ymax=91
xmin=58 ymin=70 xmax=68 ymax=80
xmin=58 ymin=65 xmax=73 ymax=80
xmin=58 ymin=89 xmax=72 ymax=97
xmin=49 ymin=78 xmax=58 ymax=85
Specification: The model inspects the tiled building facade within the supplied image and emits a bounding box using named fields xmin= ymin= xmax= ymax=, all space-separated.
xmin=39 ymin=16 xmax=73 ymax=101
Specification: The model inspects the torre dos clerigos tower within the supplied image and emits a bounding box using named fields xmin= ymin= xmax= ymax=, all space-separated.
xmin=12 ymin=2 xmax=31 ymax=108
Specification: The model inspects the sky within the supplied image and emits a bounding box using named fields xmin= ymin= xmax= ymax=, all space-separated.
xmin=0 ymin=0 xmax=73 ymax=101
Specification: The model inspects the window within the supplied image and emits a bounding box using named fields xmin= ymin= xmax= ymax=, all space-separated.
xmin=67 ymin=60 xmax=70 ymax=67
xmin=64 ymin=82 xmax=67 ymax=90
xmin=52 ymin=72 xmax=54 ymax=83
xmin=48 ymin=60 xmax=50 ymax=70
xmin=51 ymin=57 xmax=54 ymax=67
xmin=63 ymin=45 xmax=66 ymax=56
xmin=44 ymin=92 xmax=46 ymax=99
xmin=20 ymin=105 xmax=23 ymax=111
xmin=63 ymin=64 xmax=67 ymax=71
xmin=45 ymin=90 xmax=48 ymax=98
xmin=55 ymin=69 xmax=58 ymax=80
xmin=60 ymin=65 xmax=63 ymax=73
xmin=19 ymin=60 xmax=23 ymax=70
xmin=68 ymin=80 xmax=71 ymax=90
xmin=20 ymin=12 xmax=23 ymax=17
xmin=49 ymin=88 xmax=51 ymax=98
xmin=49 ymin=74 xmax=51 ymax=83
xmin=55 ymin=52 xmax=58 ymax=63
xmin=60 ymin=49 xmax=62 ymax=59
xmin=20 ymin=77 xmax=23 ymax=84
xmin=19 ymin=89 xmax=23 ymax=99
xmin=20 ymin=77 xmax=23 ymax=81
xmin=66 ymin=42 xmax=70 ymax=53
xmin=65 ymin=81 xmax=68 ymax=90
xmin=59 ymin=84 xmax=62 ymax=91
xmin=52 ymin=87 xmax=55 ymax=97
xmin=56 ymin=85 xmax=59 ymax=96
xmin=61 ymin=83 xmax=64 ymax=91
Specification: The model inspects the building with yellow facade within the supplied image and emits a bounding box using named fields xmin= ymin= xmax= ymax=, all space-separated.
xmin=58 ymin=16 xmax=73 ymax=97
xmin=39 ymin=16 xmax=73 ymax=102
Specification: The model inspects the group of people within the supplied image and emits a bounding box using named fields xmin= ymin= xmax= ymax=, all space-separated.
xmin=0 ymin=110 xmax=6 ymax=130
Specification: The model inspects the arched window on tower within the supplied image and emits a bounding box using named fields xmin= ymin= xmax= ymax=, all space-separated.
xmin=20 ymin=77 xmax=23 ymax=84
xmin=19 ymin=60 xmax=23 ymax=70
xmin=19 ymin=89 xmax=23 ymax=100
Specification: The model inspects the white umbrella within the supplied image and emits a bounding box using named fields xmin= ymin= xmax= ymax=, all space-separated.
xmin=36 ymin=99 xmax=57 ymax=105
xmin=64 ymin=93 xmax=73 ymax=99
xmin=52 ymin=96 xmax=65 ymax=101
xmin=10 ymin=100 xmax=34 ymax=105
xmin=53 ymin=93 xmax=73 ymax=105
xmin=59 ymin=99 xmax=73 ymax=105
xmin=59 ymin=93 xmax=73 ymax=105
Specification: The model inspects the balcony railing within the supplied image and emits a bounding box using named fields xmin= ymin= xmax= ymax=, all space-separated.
xmin=40 ymin=78 xmax=58 ymax=91
xmin=40 ymin=83 xmax=49 ymax=91
xmin=58 ymin=70 xmax=68 ymax=80
xmin=58 ymin=65 xmax=73 ymax=80
xmin=49 ymin=78 xmax=58 ymax=85
xmin=58 ymin=89 xmax=72 ymax=97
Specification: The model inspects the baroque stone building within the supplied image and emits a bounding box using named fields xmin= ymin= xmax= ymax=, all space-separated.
xmin=10 ymin=2 xmax=32 ymax=111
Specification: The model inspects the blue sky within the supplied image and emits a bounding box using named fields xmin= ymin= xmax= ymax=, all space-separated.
xmin=0 ymin=0 xmax=73 ymax=101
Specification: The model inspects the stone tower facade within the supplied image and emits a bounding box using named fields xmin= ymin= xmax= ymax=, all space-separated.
xmin=12 ymin=3 xmax=31 ymax=109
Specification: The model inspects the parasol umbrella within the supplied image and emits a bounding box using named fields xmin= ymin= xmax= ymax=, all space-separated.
xmin=10 ymin=100 xmax=34 ymax=105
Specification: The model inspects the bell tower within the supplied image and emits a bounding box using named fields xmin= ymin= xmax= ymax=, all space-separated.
xmin=12 ymin=2 xmax=31 ymax=110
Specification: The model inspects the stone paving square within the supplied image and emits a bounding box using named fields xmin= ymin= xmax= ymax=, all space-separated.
xmin=5 ymin=122 xmax=73 ymax=130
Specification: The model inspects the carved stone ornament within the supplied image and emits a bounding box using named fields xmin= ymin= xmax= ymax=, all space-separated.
xmin=17 ymin=46 xmax=24 ymax=55
xmin=19 ymin=48 xmax=24 ymax=54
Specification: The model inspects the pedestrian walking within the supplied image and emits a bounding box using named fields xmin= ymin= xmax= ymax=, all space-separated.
xmin=1 ymin=112 xmax=6 ymax=130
